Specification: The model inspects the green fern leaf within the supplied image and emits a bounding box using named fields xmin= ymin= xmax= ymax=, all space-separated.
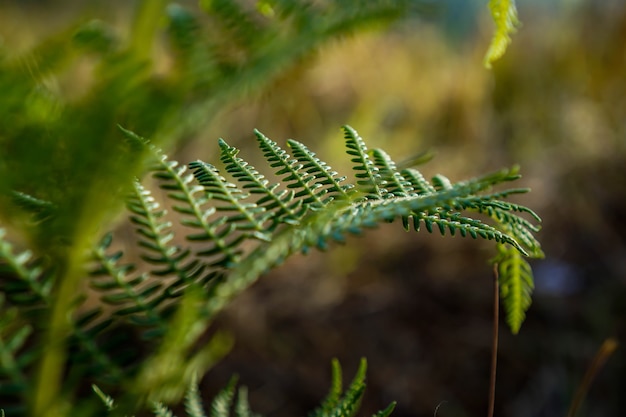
xmin=121 ymin=127 xmax=246 ymax=268
xmin=287 ymin=139 xmax=354 ymax=200
xmin=255 ymin=129 xmax=329 ymax=209
xmin=185 ymin=378 xmax=208 ymax=417
xmin=211 ymin=376 xmax=238 ymax=417
xmin=91 ymin=233 xmax=168 ymax=336
xmin=88 ymin=125 xmax=540 ymax=404
xmin=201 ymin=138 xmax=535 ymax=317
xmin=190 ymin=160 xmax=272 ymax=241
xmin=309 ymin=358 xmax=343 ymax=417
xmin=68 ymin=308 xmax=124 ymax=383
xmin=92 ymin=384 xmax=116 ymax=411
xmin=342 ymin=126 xmax=386 ymax=199
xmin=154 ymin=402 xmax=178 ymax=417
xmin=409 ymin=211 xmax=526 ymax=252
xmin=0 ymin=296 xmax=32 ymax=415
xmin=0 ymin=225 xmax=127 ymax=386
xmin=235 ymin=386 xmax=260 ymax=417
xmin=400 ymin=168 xmax=436 ymax=195
xmin=10 ymin=191 xmax=57 ymax=222
xmin=495 ymin=243 xmax=534 ymax=334
xmin=328 ymin=358 xmax=367 ymax=417
xmin=128 ymin=180 xmax=206 ymax=285
xmin=219 ymin=138 xmax=303 ymax=227
xmin=484 ymin=0 xmax=520 ymax=68
xmin=0 ymin=228 xmax=51 ymax=307
xmin=369 ymin=148 xmax=414 ymax=197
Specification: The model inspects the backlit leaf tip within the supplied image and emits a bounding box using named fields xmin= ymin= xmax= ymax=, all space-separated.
xmin=484 ymin=0 xmax=520 ymax=69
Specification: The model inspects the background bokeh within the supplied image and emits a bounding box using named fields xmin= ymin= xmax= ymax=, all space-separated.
xmin=2 ymin=1 xmax=625 ymax=416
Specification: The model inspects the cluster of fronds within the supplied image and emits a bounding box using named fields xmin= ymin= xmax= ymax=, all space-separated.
xmin=0 ymin=2 xmax=530 ymax=415
xmin=92 ymin=359 xmax=390 ymax=417
xmin=0 ymin=125 xmax=541 ymax=415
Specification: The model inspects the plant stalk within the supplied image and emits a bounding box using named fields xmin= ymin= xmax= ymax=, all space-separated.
xmin=130 ymin=0 xmax=168 ymax=62
xmin=567 ymin=338 xmax=618 ymax=417
xmin=488 ymin=263 xmax=499 ymax=417
xmin=31 ymin=253 xmax=83 ymax=417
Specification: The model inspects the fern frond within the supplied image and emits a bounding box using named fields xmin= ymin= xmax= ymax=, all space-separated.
xmin=449 ymin=190 xmax=543 ymax=257
xmin=68 ymin=308 xmax=126 ymax=383
xmin=484 ymin=0 xmax=520 ymax=68
xmin=235 ymin=386 xmax=259 ymax=417
xmin=342 ymin=126 xmax=386 ymax=199
xmin=327 ymin=358 xmax=367 ymax=417
xmin=0 ymin=296 xmax=32 ymax=415
xmin=400 ymin=168 xmax=436 ymax=195
xmin=87 ymin=356 xmax=393 ymax=417
xmin=193 ymin=128 xmax=537 ymax=319
xmin=10 ymin=191 xmax=57 ymax=222
xmin=494 ymin=243 xmax=534 ymax=334
xmin=458 ymin=192 xmax=541 ymax=230
xmin=85 ymin=125 xmax=540 ymax=409
xmin=0 ymin=228 xmax=51 ymax=308
xmin=185 ymin=377 xmax=207 ymax=417
xmin=211 ymin=376 xmax=238 ymax=417
xmin=190 ymin=161 xmax=271 ymax=241
xmin=255 ymin=129 xmax=329 ymax=209
xmin=369 ymin=148 xmax=414 ymax=197
xmin=90 ymin=233 xmax=167 ymax=336
xmin=154 ymin=402 xmax=178 ymax=417
xmin=92 ymin=384 xmax=116 ymax=411
xmin=287 ymin=139 xmax=354 ymax=200
xmin=310 ymin=358 xmax=343 ymax=417
xmin=122 ymin=127 xmax=244 ymax=269
xmin=128 ymin=180 xmax=206 ymax=289
xmin=408 ymin=211 xmax=525 ymax=251
xmin=0 ymin=321 xmax=32 ymax=387
xmin=219 ymin=138 xmax=303 ymax=227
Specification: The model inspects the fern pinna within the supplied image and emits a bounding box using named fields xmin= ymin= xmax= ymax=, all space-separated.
xmin=0 ymin=126 xmax=541 ymax=415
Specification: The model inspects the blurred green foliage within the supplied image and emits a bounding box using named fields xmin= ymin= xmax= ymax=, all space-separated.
xmin=0 ymin=0 xmax=429 ymax=255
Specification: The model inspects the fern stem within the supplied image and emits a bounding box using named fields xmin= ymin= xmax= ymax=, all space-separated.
xmin=488 ymin=263 xmax=499 ymax=417
xmin=32 ymin=253 xmax=84 ymax=417
xmin=130 ymin=0 xmax=167 ymax=62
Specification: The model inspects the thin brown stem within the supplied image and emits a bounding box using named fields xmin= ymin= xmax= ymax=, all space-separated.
xmin=488 ymin=263 xmax=500 ymax=417
xmin=567 ymin=338 xmax=618 ymax=417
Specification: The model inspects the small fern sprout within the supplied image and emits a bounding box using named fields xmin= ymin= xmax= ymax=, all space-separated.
xmin=92 ymin=384 xmax=116 ymax=411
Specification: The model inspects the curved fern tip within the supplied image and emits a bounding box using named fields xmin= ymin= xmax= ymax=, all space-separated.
xmin=118 ymin=124 xmax=149 ymax=145
xmin=484 ymin=0 xmax=520 ymax=69
xmin=341 ymin=125 xmax=358 ymax=135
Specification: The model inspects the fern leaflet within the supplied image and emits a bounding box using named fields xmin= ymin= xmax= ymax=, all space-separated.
xmin=342 ymin=126 xmax=386 ymax=199
xmin=494 ymin=243 xmax=535 ymax=334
